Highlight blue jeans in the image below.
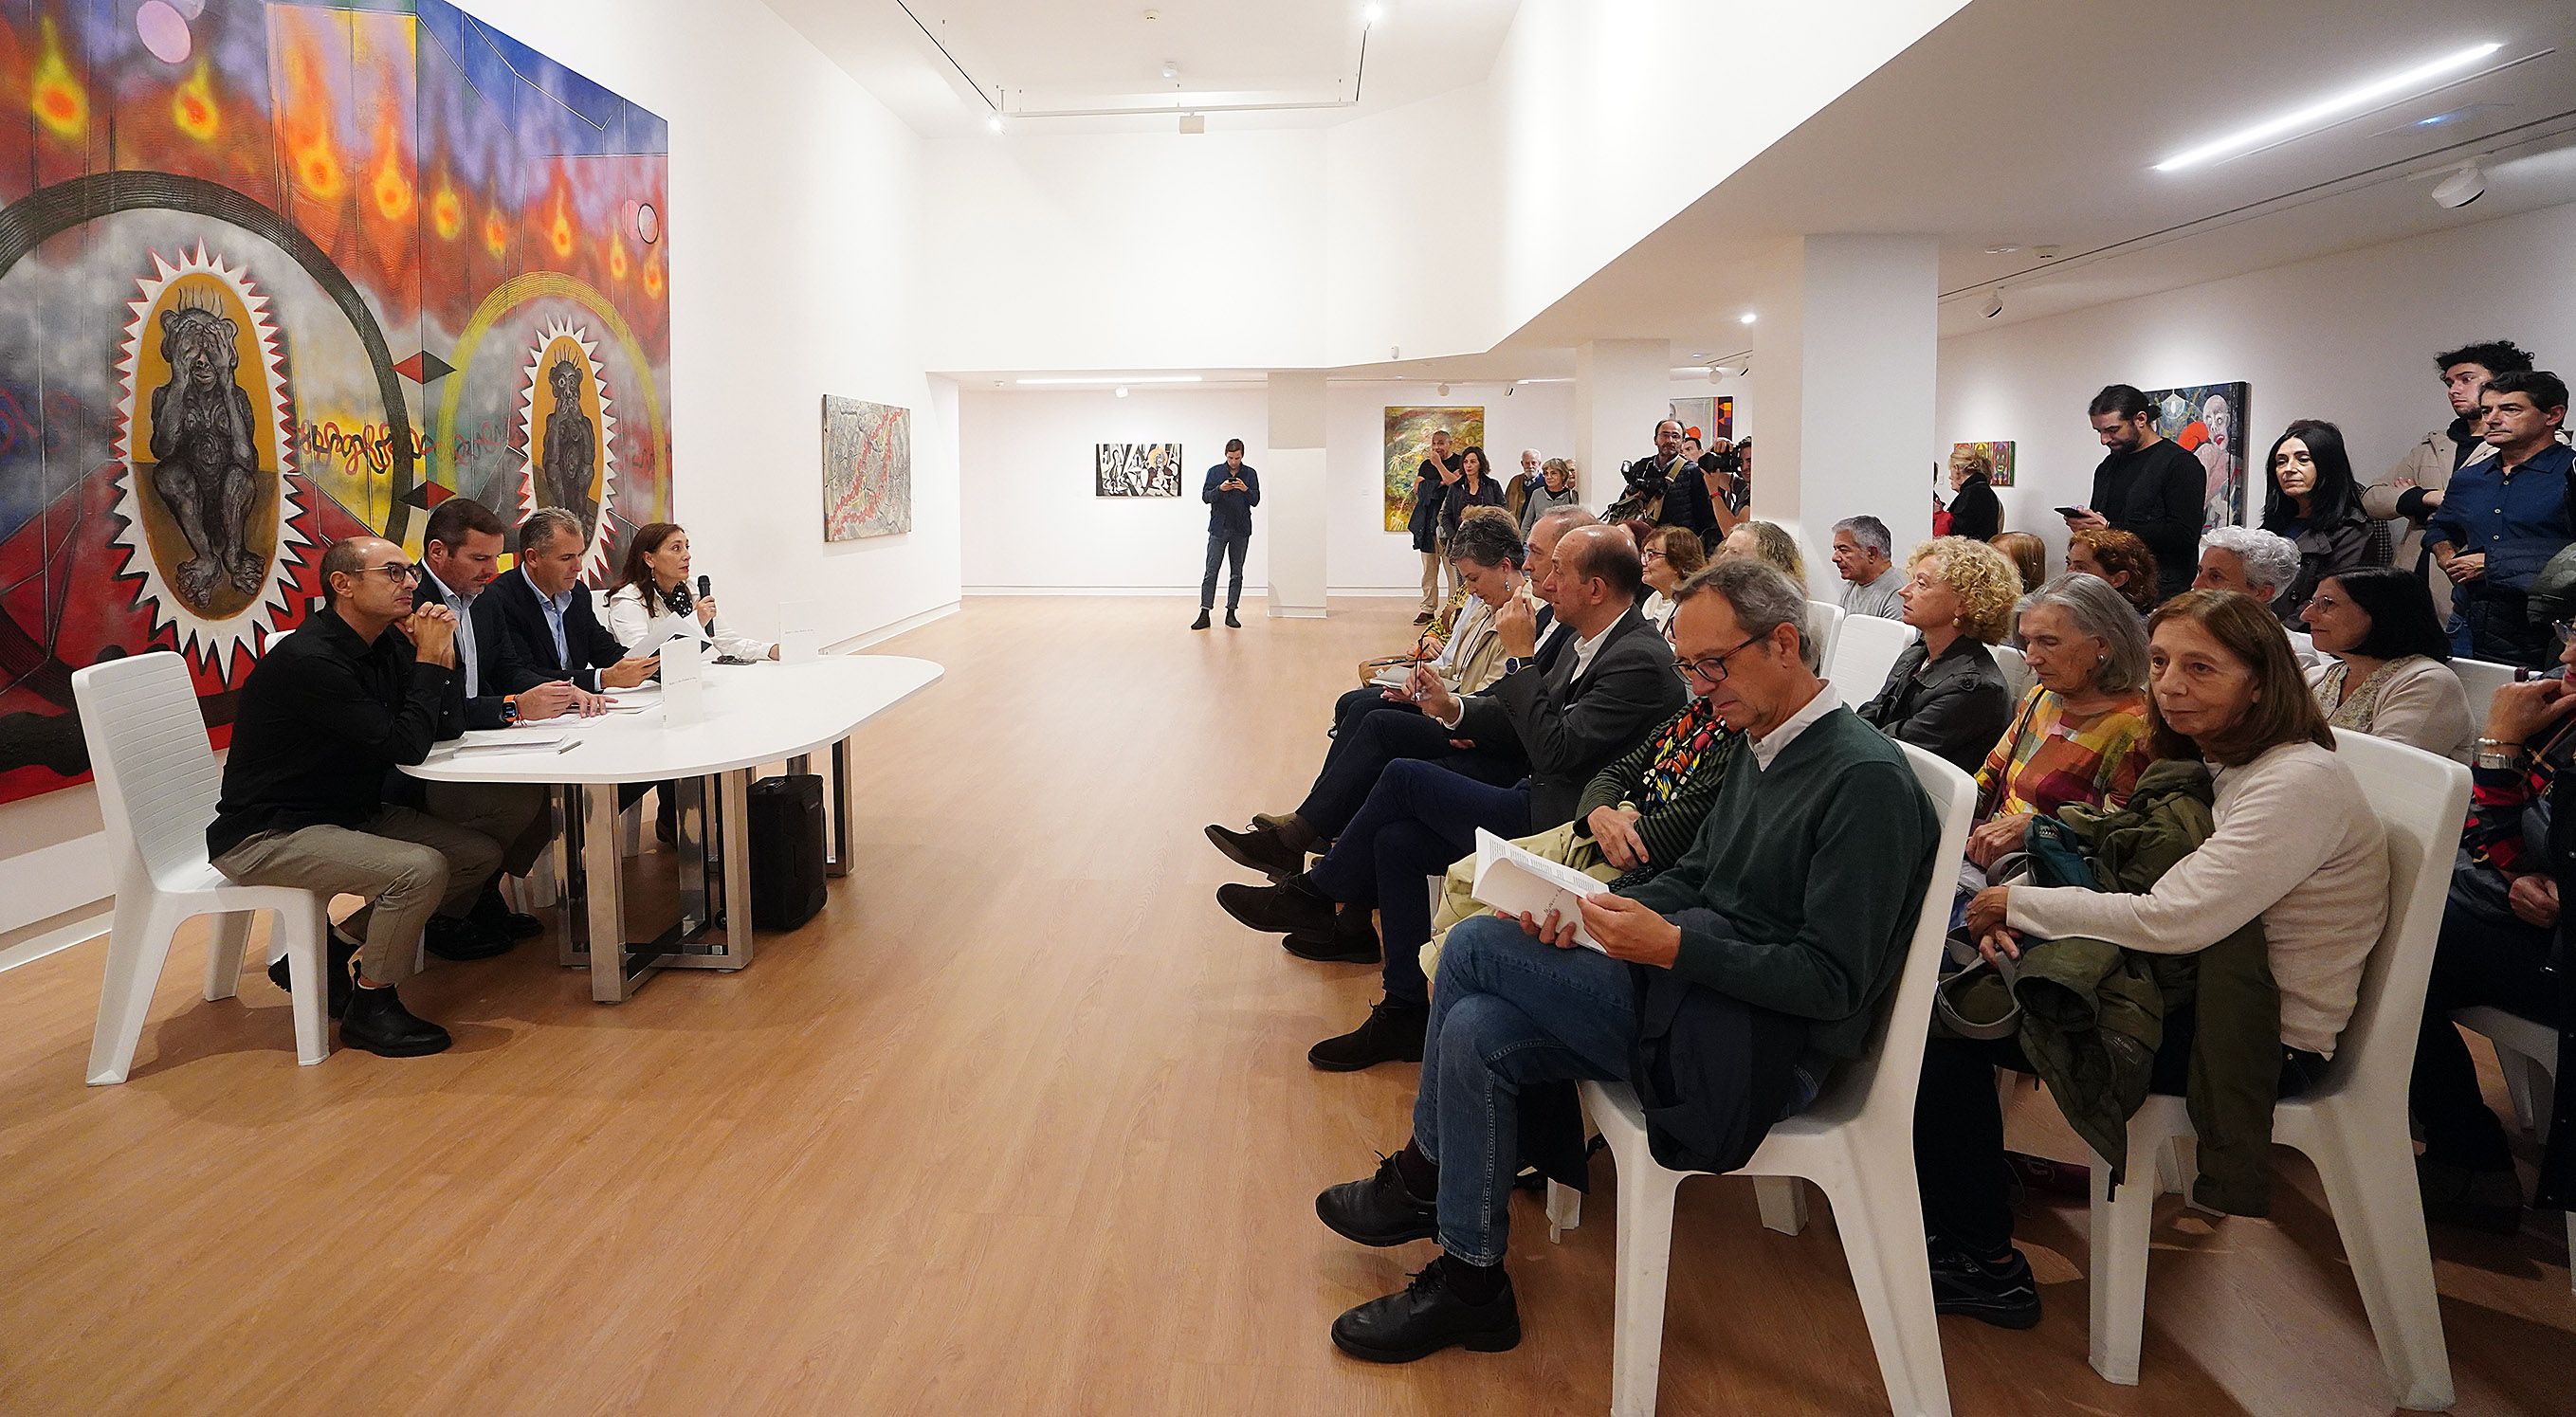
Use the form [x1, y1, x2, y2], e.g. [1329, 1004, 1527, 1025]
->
[1306, 758, 1533, 1005]
[1416, 915, 1638, 1264]
[1200, 528, 1251, 610]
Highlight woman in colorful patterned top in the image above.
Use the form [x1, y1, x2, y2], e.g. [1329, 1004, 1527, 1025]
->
[1964, 573, 2155, 875]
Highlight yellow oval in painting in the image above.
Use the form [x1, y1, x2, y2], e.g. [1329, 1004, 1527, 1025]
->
[124, 271, 288, 623]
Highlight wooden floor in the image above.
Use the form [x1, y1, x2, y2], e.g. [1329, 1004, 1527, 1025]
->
[0, 596, 2567, 1415]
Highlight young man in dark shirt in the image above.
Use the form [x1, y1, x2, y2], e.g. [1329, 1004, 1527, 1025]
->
[2068, 384, 2203, 602]
[1193, 438, 1261, 630]
[207, 536, 504, 1057]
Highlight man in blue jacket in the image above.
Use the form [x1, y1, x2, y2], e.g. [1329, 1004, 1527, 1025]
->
[1194, 438, 1261, 630]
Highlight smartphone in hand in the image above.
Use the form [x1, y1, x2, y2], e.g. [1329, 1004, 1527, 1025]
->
[2055, 506, 2088, 519]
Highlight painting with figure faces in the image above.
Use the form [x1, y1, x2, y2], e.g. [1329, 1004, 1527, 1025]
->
[2144, 383, 2249, 531]
[0, 0, 673, 807]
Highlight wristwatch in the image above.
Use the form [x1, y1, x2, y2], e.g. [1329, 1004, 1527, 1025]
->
[500, 694, 521, 727]
[1503, 656, 1527, 676]
[2474, 736, 2529, 771]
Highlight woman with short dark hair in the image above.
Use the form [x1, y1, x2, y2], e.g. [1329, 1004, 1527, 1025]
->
[2300, 565, 2472, 760]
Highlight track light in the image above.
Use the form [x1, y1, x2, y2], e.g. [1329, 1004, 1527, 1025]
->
[2432, 160, 2486, 209]
[1981, 290, 2005, 319]
[1436, 383, 1450, 397]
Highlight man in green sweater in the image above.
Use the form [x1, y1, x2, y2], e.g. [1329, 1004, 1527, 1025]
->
[1311, 557, 1941, 1365]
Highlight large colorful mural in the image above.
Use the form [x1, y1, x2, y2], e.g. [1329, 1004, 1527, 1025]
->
[0, 0, 672, 806]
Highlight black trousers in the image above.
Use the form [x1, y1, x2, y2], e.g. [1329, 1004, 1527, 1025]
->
[1298, 693, 1526, 839]
[1200, 528, 1251, 610]
[2412, 900, 2563, 1170]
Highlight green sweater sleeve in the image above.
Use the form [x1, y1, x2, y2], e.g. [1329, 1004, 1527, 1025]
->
[1669, 758, 1931, 1030]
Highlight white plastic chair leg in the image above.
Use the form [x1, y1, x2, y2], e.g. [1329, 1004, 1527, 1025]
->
[2499, 1053, 2542, 1135]
[1606, 1158, 1685, 1417]
[275, 899, 330, 1068]
[2086, 1141, 2159, 1387]
[1546, 1179, 1582, 1242]
[1822, 1163, 1955, 1417]
[1756, 1176, 1810, 1236]
[2294, 1117, 2455, 1410]
[87, 896, 181, 1086]
[202, 909, 253, 1001]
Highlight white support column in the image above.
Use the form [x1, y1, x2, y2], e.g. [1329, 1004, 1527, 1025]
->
[1574, 339, 1672, 510]
[1264, 372, 1328, 619]
[1747, 234, 1940, 572]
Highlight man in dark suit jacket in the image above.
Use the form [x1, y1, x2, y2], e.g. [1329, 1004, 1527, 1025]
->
[478, 507, 659, 695]
[1217, 524, 1687, 1070]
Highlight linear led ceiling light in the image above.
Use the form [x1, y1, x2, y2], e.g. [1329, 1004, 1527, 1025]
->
[2152, 42, 2502, 172]
[1014, 375, 1204, 386]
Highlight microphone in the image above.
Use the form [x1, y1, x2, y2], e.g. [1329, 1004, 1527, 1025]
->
[696, 574, 716, 632]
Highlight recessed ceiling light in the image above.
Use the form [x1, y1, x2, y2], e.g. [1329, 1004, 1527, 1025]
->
[1363, 4, 1386, 25]
[2153, 41, 2503, 172]
[1115, 387, 1130, 398]
[1983, 245, 2020, 255]
[1015, 374, 1203, 386]
[1737, 312, 1757, 325]
[987, 116, 1004, 134]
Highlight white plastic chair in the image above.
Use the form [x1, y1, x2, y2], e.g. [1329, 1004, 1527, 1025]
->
[2451, 657, 2519, 729]
[1547, 743, 1976, 1416]
[2451, 1005, 2574, 1293]
[1989, 643, 2035, 702]
[2085, 730, 2465, 1408]
[1807, 600, 1847, 676]
[1829, 615, 1918, 711]
[72, 653, 331, 1085]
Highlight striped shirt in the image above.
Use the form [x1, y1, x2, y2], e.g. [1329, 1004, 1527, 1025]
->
[1974, 685, 2154, 824]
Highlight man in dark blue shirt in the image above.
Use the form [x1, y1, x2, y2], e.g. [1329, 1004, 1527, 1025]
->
[1194, 438, 1261, 630]
[2428, 371, 2574, 666]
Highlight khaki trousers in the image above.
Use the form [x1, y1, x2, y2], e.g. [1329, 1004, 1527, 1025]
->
[423, 779, 554, 877]
[1418, 535, 1455, 614]
[212, 807, 501, 986]
[1418, 820, 1621, 987]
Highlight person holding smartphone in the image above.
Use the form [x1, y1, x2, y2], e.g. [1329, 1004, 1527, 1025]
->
[1194, 438, 1261, 630]
[2065, 385, 2203, 603]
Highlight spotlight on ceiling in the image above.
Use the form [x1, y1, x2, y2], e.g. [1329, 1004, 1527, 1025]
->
[1737, 311, 1758, 325]
[1178, 112, 1206, 135]
[1981, 290, 2005, 319]
[2432, 160, 2486, 209]
[1115, 386, 1130, 398]
[1160, 61, 1178, 82]
[1363, 3, 1386, 26]
[987, 116, 1004, 135]
[1707, 366, 1723, 385]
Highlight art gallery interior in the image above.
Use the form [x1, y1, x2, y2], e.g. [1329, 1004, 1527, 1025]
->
[5, 0, 2576, 1411]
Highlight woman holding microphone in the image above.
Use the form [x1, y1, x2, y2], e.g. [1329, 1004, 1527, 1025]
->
[606, 522, 777, 663]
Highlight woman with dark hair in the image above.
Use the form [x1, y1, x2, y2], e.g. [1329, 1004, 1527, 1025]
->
[1636, 524, 1706, 631]
[605, 521, 777, 663]
[2259, 419, 2387, 623]
[1439, 446, 1506, 545]
[2066, 526, 2158, 615]
[2300, 566, 2473, 760]
[1918, 590, 2388, 1329]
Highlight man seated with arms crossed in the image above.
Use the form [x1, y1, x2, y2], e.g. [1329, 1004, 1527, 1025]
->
[1207, 507, 1596, 879]
[209, 537, 506, 1057]
[479, 507, 660, 697]
[1306, 557, 1940, 1362]
[401, 497, 600, 955]
[1218, 524, 1685, 1070]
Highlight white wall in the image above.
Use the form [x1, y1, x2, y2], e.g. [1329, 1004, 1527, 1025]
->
[1936, 202, 2576, 577]
[1, 0, 958, 945]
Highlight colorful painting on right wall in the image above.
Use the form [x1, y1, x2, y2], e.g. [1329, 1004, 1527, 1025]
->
[2144, 382, 2251, 531]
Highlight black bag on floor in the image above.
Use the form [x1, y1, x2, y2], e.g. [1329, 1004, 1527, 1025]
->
[748, 772, 827, 930]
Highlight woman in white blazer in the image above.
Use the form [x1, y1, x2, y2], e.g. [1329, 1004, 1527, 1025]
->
[606, 522, 777, 663]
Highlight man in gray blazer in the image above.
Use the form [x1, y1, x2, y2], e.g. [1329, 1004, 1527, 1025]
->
[1216, 524, 1686, 1070]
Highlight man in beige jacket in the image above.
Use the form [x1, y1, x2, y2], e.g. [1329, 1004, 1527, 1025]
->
[2363, 339, 2555, 619]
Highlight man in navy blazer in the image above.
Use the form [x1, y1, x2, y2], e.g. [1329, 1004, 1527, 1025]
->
[477, 507, 659, 695]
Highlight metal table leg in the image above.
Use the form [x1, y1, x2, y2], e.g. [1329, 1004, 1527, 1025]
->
[579, 782, 634, 1003]
[720, 767, 755, 967]
[829, 736, 853, 879]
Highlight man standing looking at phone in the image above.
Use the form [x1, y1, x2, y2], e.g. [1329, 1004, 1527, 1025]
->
[1195, 438, 1261, 630]
[2065, 384, 2202, 603]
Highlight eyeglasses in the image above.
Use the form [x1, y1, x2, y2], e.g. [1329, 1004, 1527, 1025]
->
[363, 562, 420, 583]
[1641, 550, 1666, 564]
[1670, 632, 1764, 684]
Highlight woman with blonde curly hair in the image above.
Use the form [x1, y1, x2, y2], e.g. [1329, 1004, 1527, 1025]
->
[1717, 518, 1808, 594]
[1854, 536, 2021, 772]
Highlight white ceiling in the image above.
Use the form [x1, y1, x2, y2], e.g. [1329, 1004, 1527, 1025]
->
[766, 0, 1522, 136]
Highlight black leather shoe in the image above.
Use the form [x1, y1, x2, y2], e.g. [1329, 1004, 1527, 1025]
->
[1310, 999, 1429, 1072]
[1224, 609, 1242, 628]
[1205, 823, 1305, 881]
[1318, 1154, 1439, 1246]
[425, 913, 514, 962]
[1191, 609, 1212, 630]
[1330, 1261, 1520, 1364]
[470, 882, 543, 940]
[1217, 878, 1337, 936]
[1286, 907, 1380, 964]
[268, 929, 359, 1019]
[338, 982, 453, 1058]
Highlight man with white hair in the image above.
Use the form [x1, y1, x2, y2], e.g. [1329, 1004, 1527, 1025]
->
[2192, 524, 2301, 608]
[1830, 516, 1904, 619]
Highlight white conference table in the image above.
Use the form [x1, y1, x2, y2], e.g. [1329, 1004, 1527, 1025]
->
[403, 654, 942, 1002]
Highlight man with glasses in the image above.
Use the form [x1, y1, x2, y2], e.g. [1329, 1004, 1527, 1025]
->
[1217, 524, 1683, 1071]
[1307, 556, 1940, 1363]
[207, 536, 506, 1058]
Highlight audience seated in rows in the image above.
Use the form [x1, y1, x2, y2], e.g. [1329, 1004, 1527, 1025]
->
[1308, 557, 1939, 1364]
[2427, 370, 2574, 668]
[1720, 518, 1807, 595]
[1214, 524, 1685, 1070]
[1854, 536, 2019, 774]
[2258, 418, 2388, 625]
[1989, 531, 2047, 599]
[2192, 524, 2300, 611]
[1353, 509, 1528, 699]
[2067, 525, 2159, 616]
[1963, 574, 2154, 886]
[1830, 515, 1905, 620]
[1637, 524, 1705, 633]
[2300, 566, 2474, 762]
[1921, 590, 2389, 1329]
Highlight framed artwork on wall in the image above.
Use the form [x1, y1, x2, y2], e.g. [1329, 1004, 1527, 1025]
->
[1950, 441, 2015, 488]
[1381, 407, 1486, 532]
[1096, 443, 1182, 497]
[821, 397, 912, 541]
[1669, 396, 1735, 444]
[2144, 383, 2251, 530]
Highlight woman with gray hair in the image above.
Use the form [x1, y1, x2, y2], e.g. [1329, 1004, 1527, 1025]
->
[1962, 573, 2156, 872]
[2191, 524, 2301, 613]
[1519, 457, 1580, 537]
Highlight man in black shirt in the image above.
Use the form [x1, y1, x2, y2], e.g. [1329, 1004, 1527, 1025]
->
[207, 536, 504, 1057]
[1409, 429, 1463, 624]
[2069, 384, 2202, 602]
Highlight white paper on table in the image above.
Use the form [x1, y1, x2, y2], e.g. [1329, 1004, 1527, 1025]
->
[1468, 828, 1610, 952]
[779, 600, 822, 663]
[597, 699, 654, 714]
[660, 638, 706, 725]
[449, 731, 570, 754]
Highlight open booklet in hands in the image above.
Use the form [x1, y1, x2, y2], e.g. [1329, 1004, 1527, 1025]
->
[1468, 828, 1609, 953]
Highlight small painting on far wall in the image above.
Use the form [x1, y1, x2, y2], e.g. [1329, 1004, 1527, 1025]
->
[821, 396, 912, 541]
[2144, 382, 2251, 531]
[1096, 443, 1184, 498]
[1382, 407, 1487, 532]
[1951, 441, 2016, 488]
[1669, 396, 1735, 445]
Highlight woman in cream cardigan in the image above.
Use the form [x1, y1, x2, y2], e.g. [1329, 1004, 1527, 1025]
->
[606, 522, 777, 663]
[2299, 565, 2474, 762]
